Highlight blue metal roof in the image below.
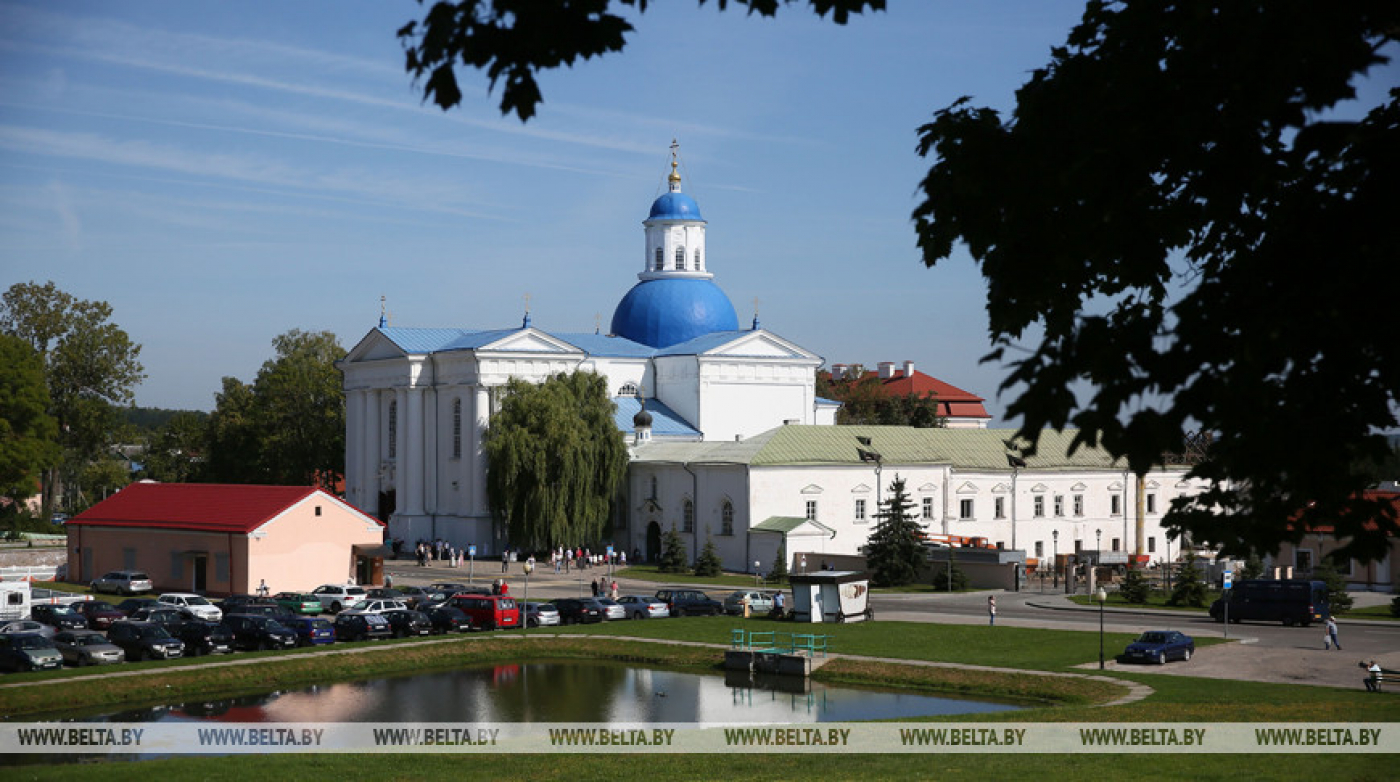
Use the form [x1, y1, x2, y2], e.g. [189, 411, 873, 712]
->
[647, 191, 704, 222]
[551, 332, 656, 358]
[610, 278, 738, 349]
[612, 396, 701, 438]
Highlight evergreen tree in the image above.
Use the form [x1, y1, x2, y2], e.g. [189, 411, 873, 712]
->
[768, 541, 789, 584]
[1119, 567, 1151, 604]
[1312, 559, 1354, 615]
[693, 531, 723, 577]
[930, 558, 968, 592]
[1167, 550, 1208, 608]
[657, 523, 688, 574]
[1239, 554, 1265, 581]
[864, 475, 926, 587]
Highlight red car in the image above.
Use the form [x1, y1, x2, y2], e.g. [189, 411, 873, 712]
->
[73, 600, 126, 630]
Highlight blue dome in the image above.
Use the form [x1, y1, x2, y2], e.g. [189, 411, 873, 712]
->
[648, 191, 704, 221]
[611, 278, 738, 349]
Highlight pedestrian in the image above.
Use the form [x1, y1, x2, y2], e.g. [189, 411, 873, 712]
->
[257, 579, 269, 597]
[773, 590, 785, 619]
[610, 579, 618, 600]
[590, 578, 599, 598]
[742, 592, 751, 619]
[1363, 660, 1382, 692]
[565, 547, 572, 572]
[1325, 616, 1341, 650]
[526, 554, 536, 574]
[988, 595, 997, 626]
[619, 551, 627, 568]
[501, 548, 510, 573]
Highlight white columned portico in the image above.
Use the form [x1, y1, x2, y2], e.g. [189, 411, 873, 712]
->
[472, 385, 490, 518]
[393, 387, 407, 520]
[405, 386, 425, 517]
[362, 389, 380, 515]
[423, 387, 437, 516]
[344, 388, 364, 508]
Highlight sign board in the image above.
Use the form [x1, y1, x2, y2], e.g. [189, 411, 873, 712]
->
[1222, 570, 1233, 590]
[468, 545, 477, 558]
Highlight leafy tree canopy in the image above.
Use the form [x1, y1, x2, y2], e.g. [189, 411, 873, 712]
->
[484, 371, 629, 551]
[0, 334, 60, 502]
[397, 2, 1400, 562]
[816, 366, 943, 427]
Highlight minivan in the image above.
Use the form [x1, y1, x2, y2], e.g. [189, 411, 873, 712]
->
[1209, 579, 1329, 626]
[447, 594, 519, 630]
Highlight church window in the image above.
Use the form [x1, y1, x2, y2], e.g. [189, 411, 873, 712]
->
[1073, 494, 1084, 516]
[654, 248, 663, 270]
[452, 399, 462, 458]
[721, 500, 734, 536]
[1034, 496, 1045, 517]
[675, 247, 685, 269]
[805, 500, 818, 521]
[1111, 494, 1122, 516]
[649, 475, 657, 500]
[682, 499, 694, 533]
[922, 497, 933, 519]
[388, 400, 397, 459]
[959, 499, 974, 519]
[994, 497, 1005, 519]
[618, 382, 638, 397]
[854, 498, 867, 522]
[1146, 493, 1158, 514]
[693, 248, 701, 270]
[1053, 495, 1064, 517]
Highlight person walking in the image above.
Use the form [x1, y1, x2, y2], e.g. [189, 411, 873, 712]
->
[1325, 616, 1341, 650]
[773, 590, 786, 619]
[610, 579, 619, 600]
[988, 595, 997, 626]
[501, 548, 510, 573]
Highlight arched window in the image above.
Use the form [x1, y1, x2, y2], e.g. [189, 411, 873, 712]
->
[452, 399, 462, 458]
[618, 382, 638, 397]
[682, 499, 694, 533]
[649, 475, 658, 500]
[387, 400, 397, 459]
[654, 247, 664, 270]
[693, 248, 702, 270]
[721, 500, 734, 536]
[675, 247, 685, 269]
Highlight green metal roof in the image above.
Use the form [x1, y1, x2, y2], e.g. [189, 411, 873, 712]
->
[751, 516, 835, 536]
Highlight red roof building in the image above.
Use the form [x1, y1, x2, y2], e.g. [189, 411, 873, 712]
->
[66, 482, 386, 596]
[826, 360, 992, 428]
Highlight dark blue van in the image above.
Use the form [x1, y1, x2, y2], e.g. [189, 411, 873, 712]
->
[1209, 579, 1329, 626]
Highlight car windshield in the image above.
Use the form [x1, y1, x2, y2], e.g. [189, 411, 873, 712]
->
[346, 587, 366, 596]
[310, 619, 332, 630]
[185, 597, 211, 606]
[16, 636, 53, 649]
[76, 635, 107, 647]
[1138, 633, 1167, 644]
[88, 602, 116, 611]
[138, 626, 171, 639]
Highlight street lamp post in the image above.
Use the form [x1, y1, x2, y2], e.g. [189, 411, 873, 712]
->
[1095, 586, 1107, 669]
[1052, 530, 1059, 589]
[800, 555, 807, 575]
[754, 560, 762, 588]
[1094, 529, 1102, 594]
[522, 559, 534, 634]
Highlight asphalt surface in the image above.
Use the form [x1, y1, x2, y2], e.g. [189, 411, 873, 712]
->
[386, 559, 1400, 691]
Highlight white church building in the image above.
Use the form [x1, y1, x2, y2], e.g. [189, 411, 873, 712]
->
[339, 150, 1198, 570]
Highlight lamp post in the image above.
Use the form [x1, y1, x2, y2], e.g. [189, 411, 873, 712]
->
[1095, 586, 1107, 669]
[800, 555, 807, 575]
[1052, 530, 1059, 588]
[754, 560, 762, 588]
[522, 559, 534, 634]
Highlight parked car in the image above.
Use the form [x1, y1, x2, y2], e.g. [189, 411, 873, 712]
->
[52, 629, 125, 666]
[446, 594, 520, 630]
[723, 590, 776, 616]
[1119, 630, 1195, 665]
[616, 595, 670, 620]
[175, 621, 234, 656]
[655, 589, 723, 617]
[424, 606, 471, 634]
[595, 598, 627, 621]
[522, 602, 560, 628]
[29, 604, 88, 632]
[332, 612, 392, 642]
[157, 593, 222, 622]
[285, 616, 336, 647]
[0, 632, 63, 672]
[127, 606, 191, 633]
[218, 594, 278, 614]
[0, 620, 55, 638]
[382, 609, 433, 638]
[551, 598, 605, 625]
[344, 598, 409, 615]
[73, 600, 126, 630]
[272, 592, 324, 616]
[223, 614, 297, 651]
[365, 588, 407, 601]
[107, 620, 185, 662]
[399, 586, 449, 609]
[114, 597, 160, 616]
[311, 584, 368, 613]
[90, 570, 153, 595]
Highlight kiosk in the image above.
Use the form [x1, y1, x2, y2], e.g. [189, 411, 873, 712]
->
[788, 571, 872, 623]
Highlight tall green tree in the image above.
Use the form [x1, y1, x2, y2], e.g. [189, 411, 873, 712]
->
[396, 1, 1400, 560]
[484, 371, 628, 551]
[251, 329, 345, 488]
[142, 411, 210, 483]
[865, 475, 925, 587]
[1167, 551, 1208, 608]
[0, 334, 60, 507]
[658, 523, 688, 573]
[204, 377, 264, 484]
[0, 281, 144, 514]
[816, 367, 943, 428]
[694, 531, 723, 577]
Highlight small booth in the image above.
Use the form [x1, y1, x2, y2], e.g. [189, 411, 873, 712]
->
[788, 571, 872, 623]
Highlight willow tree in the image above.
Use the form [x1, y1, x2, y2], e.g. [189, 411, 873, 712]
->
[484, 371, 628, 551]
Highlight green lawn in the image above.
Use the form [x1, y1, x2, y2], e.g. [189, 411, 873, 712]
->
[1344, 603, 1399, 621]
[616, 565, 782, 589]
[1067, 590, 1222, 612]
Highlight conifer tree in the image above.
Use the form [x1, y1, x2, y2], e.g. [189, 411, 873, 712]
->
[865, 475, 925, 587]
[658, 523, 688, 574]
[694, 530, 723, 577]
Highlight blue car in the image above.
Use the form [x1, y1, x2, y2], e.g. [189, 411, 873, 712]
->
[1120, 630, 1195, 665]
[286, 616, 336, 647]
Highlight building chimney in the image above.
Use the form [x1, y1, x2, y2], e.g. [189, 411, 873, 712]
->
[878, 361, 896, 380]
[903, 360, 915, 377]
[831, 364, 846, 381]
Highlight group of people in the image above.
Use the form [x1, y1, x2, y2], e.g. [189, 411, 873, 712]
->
[412, 539, 471, 568]
[589, 578, 619, 600]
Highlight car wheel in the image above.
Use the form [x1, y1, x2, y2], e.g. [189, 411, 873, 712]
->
[1282, 617, 1294, 627]
[331, 602, 342, 614]
[1183, 649, 1192, 662]
[1156, 651, 1167, 665]
[258, 639, 271, 651]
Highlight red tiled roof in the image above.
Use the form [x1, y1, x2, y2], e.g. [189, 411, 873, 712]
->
[67, 482, 355, 534]
[1290, 491, 1400, 536]
[824, 368, 992, 420]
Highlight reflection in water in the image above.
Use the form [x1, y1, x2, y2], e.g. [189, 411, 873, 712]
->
[92, 661, 1020, 724]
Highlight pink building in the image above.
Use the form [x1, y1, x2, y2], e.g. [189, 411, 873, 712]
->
[66, 482, 387, 596]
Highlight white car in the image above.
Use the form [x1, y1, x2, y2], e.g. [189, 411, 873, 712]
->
[157, 593, 222, 622]
[342, 598, 408, 615]
[311, 584, 368, 613]
[616, 595, 670, 620]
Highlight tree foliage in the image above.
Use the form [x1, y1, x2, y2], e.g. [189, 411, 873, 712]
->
[204, 377, 264, 484]
[1167, 551, 1208, 608]
[694, 531, 723, 577]
[251, 330, 345, 487]
[0, 281, 144, 513]
[0, 335, 60, 503]
[141, 411, 210, 484]
[1312, 559, 1354, 616]
[1118, 567, 1151, 604]
[658, 523, 688, 573]
[865, 474, 925, 587]
[484, 371, 628, 551]
[815, 367, 943, 427]
[396, 2, 1400, 562]
[768, 540, 789, 584]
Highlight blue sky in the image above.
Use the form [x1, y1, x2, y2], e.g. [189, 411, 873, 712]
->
[3, 2, 1393, 424]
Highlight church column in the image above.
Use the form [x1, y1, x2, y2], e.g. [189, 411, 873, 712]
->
[344, 389, 363, 507]
[423, 387, 437, 515]
[472, 385, 490, 517]
[405, 386, 425, 517]
[393, 387, 408, 517]
[362, 390, 380, 514]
